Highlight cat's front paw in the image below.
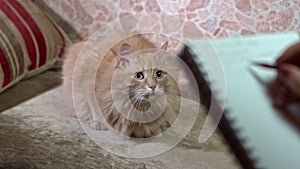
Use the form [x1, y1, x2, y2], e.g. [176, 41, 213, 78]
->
[151, 132, 163, 139]
[146, 128, 163, 139]
[89, 120, 108, 130]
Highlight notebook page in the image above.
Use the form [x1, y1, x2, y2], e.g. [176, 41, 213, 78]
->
[187, 32, 300, 169]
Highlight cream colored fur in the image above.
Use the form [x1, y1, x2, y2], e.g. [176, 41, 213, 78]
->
[63, 32, 185, 137]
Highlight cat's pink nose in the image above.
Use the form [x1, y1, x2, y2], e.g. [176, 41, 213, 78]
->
[148, 84, 156, 90]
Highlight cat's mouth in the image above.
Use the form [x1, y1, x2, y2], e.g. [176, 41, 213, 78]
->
[142, 93, 153, 100]
[148, 90, 155, 94]
[128, 90, 160, 102]
[138, 91, 157, 102]
[145, 90, 156, 97]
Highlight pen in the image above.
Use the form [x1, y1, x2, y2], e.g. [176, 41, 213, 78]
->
[252, 62, 279, 70]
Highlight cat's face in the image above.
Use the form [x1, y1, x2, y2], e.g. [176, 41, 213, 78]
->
[129, 67, 168, 101]
[115, 42, 180, 103]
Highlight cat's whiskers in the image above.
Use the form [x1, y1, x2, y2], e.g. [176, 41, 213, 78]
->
[125, 93, 144, 121]
[166, 93, 179, 100]
[116, 92, 141, 124]
[137, 94, 145, 108]
[135, 95, 145, 125]
[160, 91, 181, 105]
[128, 94, 143, 121]
[123, 93, 148, 124]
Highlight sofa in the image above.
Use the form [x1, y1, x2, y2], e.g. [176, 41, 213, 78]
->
[0, 1, 240, 168]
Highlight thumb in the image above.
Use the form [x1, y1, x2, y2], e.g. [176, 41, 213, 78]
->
[279, 64, 300, 98]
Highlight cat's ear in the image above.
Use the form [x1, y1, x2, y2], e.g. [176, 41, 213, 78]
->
[160, 41, 168, 51]
[117, 43, 132, 68]
[156, 41, 168, 65]
[119, 43, 132, 58]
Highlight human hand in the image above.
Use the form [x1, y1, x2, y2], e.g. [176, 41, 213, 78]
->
[277, 42, 300, 66]
[273, 42, 300, 107]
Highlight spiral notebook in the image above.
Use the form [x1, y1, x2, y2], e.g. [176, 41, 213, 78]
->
[180, 32, 300, 169]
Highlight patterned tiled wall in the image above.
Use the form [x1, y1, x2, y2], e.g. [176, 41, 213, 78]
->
[42, 0, 300, 48]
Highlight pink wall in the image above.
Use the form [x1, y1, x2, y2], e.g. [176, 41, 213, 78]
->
[43, 0, 300, 48]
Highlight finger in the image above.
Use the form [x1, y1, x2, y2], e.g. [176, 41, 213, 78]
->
[270, 79, 287, 107]
[279, 64, 300, 98]
[273, 93, 285, 107]
[277, 42, 300, 65]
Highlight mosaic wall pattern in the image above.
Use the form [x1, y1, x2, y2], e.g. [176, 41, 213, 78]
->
[42, 0, 300, 49]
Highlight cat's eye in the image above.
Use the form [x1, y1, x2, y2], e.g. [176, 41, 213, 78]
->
[156, 70, 164, 79]
[134, 71, 144, 80]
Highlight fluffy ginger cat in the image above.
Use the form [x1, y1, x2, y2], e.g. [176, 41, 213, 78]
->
[63, 33, 184, 138]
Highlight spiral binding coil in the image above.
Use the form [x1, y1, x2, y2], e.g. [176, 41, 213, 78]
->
[179, 46, 258, 169]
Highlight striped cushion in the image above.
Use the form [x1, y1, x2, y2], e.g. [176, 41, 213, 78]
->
[0, 0, 71, 93]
